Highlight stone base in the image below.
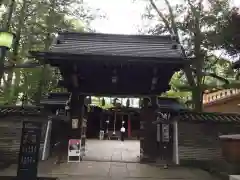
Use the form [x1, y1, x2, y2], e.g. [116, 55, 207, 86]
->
[230, 175, 240, 180]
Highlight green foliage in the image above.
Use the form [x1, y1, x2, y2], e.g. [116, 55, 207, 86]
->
[217, 9, 240, 56]
[91, 97, 114, 109]
[0, 0, 101, 105]
[142, 0, 239, 110]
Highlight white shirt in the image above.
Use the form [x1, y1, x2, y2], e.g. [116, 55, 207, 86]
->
[120, 127, 125, 133]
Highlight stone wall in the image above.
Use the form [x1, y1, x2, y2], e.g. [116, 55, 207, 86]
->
[178, 121, 240, 163]
[0, 116, 47, 165]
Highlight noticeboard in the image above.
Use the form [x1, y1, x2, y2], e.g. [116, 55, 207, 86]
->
[68, 139, 81, 162]
[17, 121, 42, 180]
[72, 119, 78, 129]
[162, 124, 170, 142]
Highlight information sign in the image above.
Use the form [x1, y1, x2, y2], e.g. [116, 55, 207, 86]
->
[68, 139, 81, 162]
[17, 121, 42, 180]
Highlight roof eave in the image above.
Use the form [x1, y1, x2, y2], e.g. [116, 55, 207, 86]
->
[29, 51, 189, 67]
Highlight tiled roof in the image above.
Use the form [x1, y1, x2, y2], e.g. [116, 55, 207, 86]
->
[29, 32, 187, 96]
[1, 105, 239, 124]
[29, 32, 185, 63]
[47, 92, 70, 98]
[48, 32, 183, 59]
[40, 92, 70, 106]
[178, 111, 240, 124]
[40, 99, 67, 106]
[105, 107, 140, 114]
[0, 106, 44, 117]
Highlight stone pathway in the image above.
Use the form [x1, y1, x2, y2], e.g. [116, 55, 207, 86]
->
[84, 140, 140, 162]
[0, 140, 220, 179]
[0, 161, 219, 180]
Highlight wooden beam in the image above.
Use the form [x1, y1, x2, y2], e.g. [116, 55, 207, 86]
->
[71, 74, 79, 88]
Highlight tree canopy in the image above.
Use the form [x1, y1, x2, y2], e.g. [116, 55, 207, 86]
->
[139, 0, 240, 110]
[0, 0, 102, 105]
[218, 8, 240, 57]
[1, 0, 239, 111]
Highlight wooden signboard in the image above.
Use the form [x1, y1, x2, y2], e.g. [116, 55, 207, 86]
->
[17, 121, 42, 180]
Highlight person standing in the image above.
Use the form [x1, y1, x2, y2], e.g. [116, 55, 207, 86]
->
[120, 126, 126, 141]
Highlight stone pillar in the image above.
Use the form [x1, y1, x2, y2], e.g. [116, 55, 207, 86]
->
[69, 92, 86, 159]
[173, 120, 179, 165]
[128, 114, 131, 138]
[81, 104, 87, 156]
[113, 111, 116, 135]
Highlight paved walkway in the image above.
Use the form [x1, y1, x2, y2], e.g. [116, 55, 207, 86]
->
[0, 140, 220, 179]
[84, 140, 140, 162]
[0, 161, 219, 180]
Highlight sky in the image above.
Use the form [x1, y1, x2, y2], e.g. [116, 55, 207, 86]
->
[86, 0, 240, 34]
[86, 0, 146, 34]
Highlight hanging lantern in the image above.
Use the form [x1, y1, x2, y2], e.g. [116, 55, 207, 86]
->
[65, 100, 70, 110]
[112, 69, 118, 83]
[0, 31, 15, 49]
[126, 98, 130, 107]
[112, 76, 117, 83]
[85, 96, 92, 104]
[101, 98, 105, 106]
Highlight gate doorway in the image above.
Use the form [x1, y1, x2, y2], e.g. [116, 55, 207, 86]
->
[84, 140, 140, 163]
[85, 106, 141, 163]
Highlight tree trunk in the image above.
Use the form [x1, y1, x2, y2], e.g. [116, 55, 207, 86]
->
[150, 0, 203, 111]
[190, 0, 204, 111]
[192, 86, 202, 111]
[1, 0, 15, 103]
[35, 0, 56, 104]
[12, 0, 27, 62]
[5, 0, 15, 30]
[161, 0, 197, 90]
[6, 0, 28, 104]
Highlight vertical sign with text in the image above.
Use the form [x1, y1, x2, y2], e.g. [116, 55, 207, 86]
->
[162, 124, 170, 142]
[17, 121, 42, 180]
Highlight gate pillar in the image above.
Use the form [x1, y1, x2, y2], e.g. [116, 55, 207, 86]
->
[69, 92, 85, 138]
[139, 97, 158, 162]
[69, 92, 86, 159]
